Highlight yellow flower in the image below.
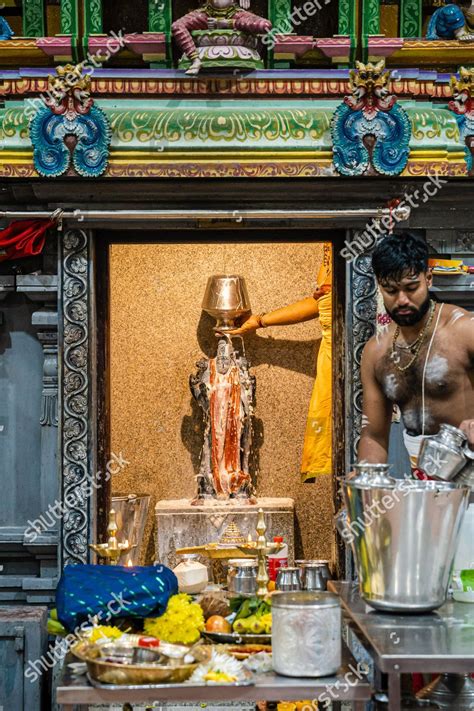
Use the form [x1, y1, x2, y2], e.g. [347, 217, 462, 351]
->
[144, 594, 204, 645]
[89, 626, 122, 643]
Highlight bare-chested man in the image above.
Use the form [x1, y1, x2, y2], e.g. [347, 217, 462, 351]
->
[359, 233, 474, 472]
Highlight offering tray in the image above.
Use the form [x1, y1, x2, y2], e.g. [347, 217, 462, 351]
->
[202, 630, 271, 645]
[72, 640, 212, 685]
[86, 669, 255, 689]
[175, 543, 257, 560]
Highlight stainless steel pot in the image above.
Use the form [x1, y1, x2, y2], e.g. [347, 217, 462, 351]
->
[343, 478, 469, 612]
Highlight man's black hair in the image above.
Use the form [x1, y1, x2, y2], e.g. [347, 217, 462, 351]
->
[371, 233, 429, 285]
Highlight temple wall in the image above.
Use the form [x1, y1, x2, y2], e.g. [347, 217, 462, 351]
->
[109, 241, 334, 563]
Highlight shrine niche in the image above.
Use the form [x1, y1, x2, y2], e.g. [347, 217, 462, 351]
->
[107, 240, 335, 565]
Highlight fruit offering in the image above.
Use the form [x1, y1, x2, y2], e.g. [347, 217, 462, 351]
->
[229, 596, 272, 635]
[205, 615, 232, 633]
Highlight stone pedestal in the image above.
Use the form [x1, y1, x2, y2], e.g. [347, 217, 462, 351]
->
[155, 497, 295, 572]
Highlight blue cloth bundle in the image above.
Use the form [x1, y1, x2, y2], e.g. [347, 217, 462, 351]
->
[56, 564, 178, 632]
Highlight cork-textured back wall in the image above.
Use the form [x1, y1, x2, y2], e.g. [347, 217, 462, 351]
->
[109, 240, 334, 562]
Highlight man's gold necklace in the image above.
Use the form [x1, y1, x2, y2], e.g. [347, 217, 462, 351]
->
[391, 300, 436, 372]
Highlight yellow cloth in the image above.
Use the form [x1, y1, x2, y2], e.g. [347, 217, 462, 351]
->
[300, 292, 332, 481]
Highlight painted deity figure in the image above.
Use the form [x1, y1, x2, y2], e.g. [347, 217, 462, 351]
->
[0, 15, 14, 40]
[190, 338, 256, 501]
[427, 0, 474, 39]
[171, 0, 272, 75]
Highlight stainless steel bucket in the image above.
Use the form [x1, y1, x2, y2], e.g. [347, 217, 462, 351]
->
[343, 479, 469, 612]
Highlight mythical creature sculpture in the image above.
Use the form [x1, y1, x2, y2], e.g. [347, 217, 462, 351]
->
[172, 0, 271, 75]
[190, 338, 256, 502]
[29, 65, 111, 178]
[0, 15, 14, 40]
[331, 60, 411, 177]
[427, 0, 474, 39]
[449, 66, 474, 171]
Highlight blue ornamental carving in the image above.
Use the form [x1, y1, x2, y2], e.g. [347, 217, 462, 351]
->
[0, 15, 14, 40]
[331, 61, 411, 177]
[29, 65, 111, 178]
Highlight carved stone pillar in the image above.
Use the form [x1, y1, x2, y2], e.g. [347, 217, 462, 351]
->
[59, 229, 96, 567]
[17, 277, 60, 522]
[345, 244, 377, 465]
[37, 329, 58, 428]
[345, 241, 377, 579]
[35, 319, 59, 517]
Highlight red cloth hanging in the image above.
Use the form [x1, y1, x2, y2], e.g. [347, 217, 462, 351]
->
[0, 219, 54, 263]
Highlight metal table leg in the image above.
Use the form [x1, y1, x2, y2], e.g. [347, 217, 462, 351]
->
[388, 673, 402, 711]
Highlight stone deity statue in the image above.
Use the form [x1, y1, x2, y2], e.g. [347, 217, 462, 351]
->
[190, 338, 256, 501]
[171, 0, 272, 75]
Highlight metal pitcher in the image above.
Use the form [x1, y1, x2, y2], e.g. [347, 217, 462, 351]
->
[418, 424, 474, 481]
[276, 567, 302, 592]
[351, 462, 395, 487]
[343, 478, 469, 612]
[227, 559, 257, 596]
[298, 562, 330, 592]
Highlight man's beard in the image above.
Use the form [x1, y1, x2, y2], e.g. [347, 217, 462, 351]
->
[386, 294, 431, 326]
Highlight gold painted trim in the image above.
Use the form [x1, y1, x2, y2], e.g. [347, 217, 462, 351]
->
[408, 150, 466, 161]
[109, 150, 334, 159]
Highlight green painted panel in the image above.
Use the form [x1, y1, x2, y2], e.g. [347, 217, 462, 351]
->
[61, 0, 79, 35]
[149, 0, 169, 32]
[268, 0, 292, 67]
[405, 105, 461, 147]
[60, 0, 80, 62]
[84, 0, 103, 35]
[2, 98, 464, 159]
[339, 0, 356, 36]
[149, 0, 172, 65]
[400, 0, 421, 37]
[103, 102, 334, 150]
[362, 0, 379, 37]
[23, 0, 45, 37]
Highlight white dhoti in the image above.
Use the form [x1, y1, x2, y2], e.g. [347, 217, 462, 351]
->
[402, 429, 429, 474]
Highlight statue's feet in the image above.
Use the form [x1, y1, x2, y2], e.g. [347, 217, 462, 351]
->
[459, 32, 474, 41]
[185, 57, 202, 75]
